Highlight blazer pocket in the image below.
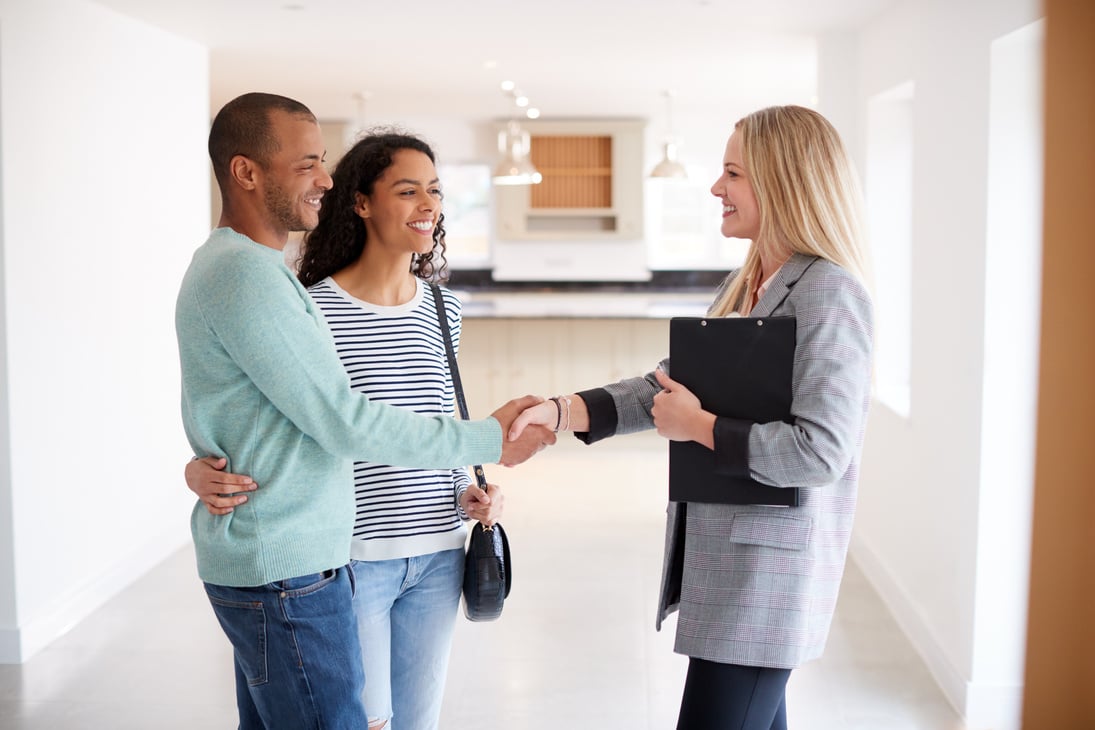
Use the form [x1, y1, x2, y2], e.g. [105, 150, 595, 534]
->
[729, 513, 813, 551]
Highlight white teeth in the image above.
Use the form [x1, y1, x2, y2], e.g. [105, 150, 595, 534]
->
[723, 204, 737, 214]
[409, 221, 434, 231]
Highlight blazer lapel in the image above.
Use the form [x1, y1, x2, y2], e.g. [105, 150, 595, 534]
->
[750, 253, 816, 317]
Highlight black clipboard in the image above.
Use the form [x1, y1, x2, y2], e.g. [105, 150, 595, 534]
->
[668, 316, 799, 507]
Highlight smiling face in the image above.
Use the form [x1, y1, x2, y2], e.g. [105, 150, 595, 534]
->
[259, 111, 332, 235]
[356, 149, 442, 257]
[710, 130, 760, 242]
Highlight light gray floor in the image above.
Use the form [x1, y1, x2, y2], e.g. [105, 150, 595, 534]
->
[0, 432, 967, 729]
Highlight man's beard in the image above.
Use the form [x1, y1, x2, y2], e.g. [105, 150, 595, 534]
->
[265, 180, 314, 232]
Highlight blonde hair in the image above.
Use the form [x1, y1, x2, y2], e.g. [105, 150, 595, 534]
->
[709, 105, 871, 317]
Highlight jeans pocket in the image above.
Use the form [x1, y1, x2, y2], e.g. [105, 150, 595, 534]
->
[205, 593, 268, 687]
[271, 568, 339, 598]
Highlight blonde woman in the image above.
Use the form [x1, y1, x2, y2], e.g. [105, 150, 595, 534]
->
[511, 105, 874, 729]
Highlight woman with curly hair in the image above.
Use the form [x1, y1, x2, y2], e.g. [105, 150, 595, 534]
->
[188, 130, 502, 730]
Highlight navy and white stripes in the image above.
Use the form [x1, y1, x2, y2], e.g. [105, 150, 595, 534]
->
[309, 276, 471, 561]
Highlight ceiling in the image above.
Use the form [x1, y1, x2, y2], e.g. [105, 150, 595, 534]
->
[91, 0, 896, 127]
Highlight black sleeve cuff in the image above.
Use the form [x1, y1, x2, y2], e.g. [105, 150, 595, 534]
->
[573, 388, 618, 445]
[713, 416, 752, 478]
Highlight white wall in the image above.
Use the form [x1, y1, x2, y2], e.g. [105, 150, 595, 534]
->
[847, 1, 1043, 728]
[0, 0, 209, 662]
[0, 60, 12, 651]
[971, 18, 1043, 725]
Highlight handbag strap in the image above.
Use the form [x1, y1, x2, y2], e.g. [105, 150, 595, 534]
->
[429, 283, 491, 494]
[430, 282, 471, 421]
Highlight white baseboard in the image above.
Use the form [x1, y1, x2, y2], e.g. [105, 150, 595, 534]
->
[0, 532, 190, 664]
[965, 681, 1023, 730]
[849, 535, 1022, 730]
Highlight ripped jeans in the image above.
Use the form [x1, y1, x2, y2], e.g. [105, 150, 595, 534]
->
[352, 548, 464, 730]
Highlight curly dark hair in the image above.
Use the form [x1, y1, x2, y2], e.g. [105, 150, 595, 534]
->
[297, 128, 449, 288]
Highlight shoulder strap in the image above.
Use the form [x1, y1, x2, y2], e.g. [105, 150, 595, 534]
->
[429, 282, 470, 421]
[429, 283, 490, 493]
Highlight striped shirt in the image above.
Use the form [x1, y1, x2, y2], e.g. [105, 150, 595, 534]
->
[309, 276, 471, 562]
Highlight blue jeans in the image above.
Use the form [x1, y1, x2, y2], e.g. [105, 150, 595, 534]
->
[203, 566, 366, 730]
[352, 548, 464, 730]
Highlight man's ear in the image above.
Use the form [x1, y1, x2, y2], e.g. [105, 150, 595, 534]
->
[354, 191, 370, 219]
[229, 155, 260, 192]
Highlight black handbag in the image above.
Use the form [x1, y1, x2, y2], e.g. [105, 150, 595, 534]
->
[429, 284, 512, 622]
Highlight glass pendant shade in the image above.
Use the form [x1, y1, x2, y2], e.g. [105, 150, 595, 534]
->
[492, 120, 542, 186]
[650, 141, 687, 179]
[649, 90, 687, 179]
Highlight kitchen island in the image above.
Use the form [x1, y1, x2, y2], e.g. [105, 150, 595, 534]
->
[447, 270, 724, 412]
[453, 289, 710, 319]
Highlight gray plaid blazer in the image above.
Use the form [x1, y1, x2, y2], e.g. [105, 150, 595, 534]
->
[592, 254, 873, 668]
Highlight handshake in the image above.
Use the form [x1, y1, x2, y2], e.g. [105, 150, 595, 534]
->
[494, 369, 698, 467]
[492, 394, 575, 467]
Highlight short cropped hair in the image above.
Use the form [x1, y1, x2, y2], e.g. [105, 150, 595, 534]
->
[208, 92, 316, 189]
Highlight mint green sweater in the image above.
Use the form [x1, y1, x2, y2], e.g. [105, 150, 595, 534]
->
[175, 228, 502, 586]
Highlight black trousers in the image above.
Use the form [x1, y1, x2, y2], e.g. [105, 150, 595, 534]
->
[676, 658, 792, 730]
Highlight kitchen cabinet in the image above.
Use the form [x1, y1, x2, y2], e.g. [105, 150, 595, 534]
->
[493, 119, 645, 241]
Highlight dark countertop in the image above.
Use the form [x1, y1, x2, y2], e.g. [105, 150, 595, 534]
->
[446, 269, 728, 294]
[444, 270, 724, 319]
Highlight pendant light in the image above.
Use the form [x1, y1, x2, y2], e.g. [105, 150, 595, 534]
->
[649, 90, 687, 179]
[492, 82, 543, 186]
[352, 91, 370, 134]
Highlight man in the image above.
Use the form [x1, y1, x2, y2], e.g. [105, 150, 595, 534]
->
[176, 92, 552, 729]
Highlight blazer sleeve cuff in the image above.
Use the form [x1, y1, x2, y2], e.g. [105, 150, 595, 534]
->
[713, 416, 752, 478]
[574, 388, 617, 445]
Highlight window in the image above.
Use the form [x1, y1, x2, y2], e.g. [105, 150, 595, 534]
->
[866, 81, 914, 416]
[437, 163, 492, 268]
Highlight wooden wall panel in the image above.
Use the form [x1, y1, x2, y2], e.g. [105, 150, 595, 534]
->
[529, 135, 613, 208]
[1022, 0, 1095, 726]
